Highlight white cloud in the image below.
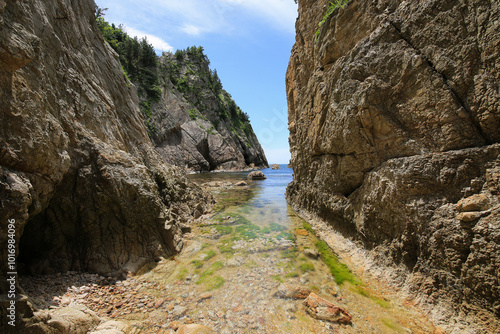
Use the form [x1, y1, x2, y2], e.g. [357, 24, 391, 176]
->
[96, 0, 298, 41]
[123, 26, 175, 52]
[152, 0, 297, 36]
[220, 0, 298, 33]
[181, 24, 202, 36]
[153, 0, 230, 34]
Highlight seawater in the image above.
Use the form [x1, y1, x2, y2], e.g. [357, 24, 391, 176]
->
[188, 164, 294, 229]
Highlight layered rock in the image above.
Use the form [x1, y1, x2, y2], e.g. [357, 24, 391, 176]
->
[287, 0, 499, 330]
[150, 49, 268, 171]
[0, 0, 212, 329]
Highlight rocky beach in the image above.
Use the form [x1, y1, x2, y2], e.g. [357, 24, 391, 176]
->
[18, 170, 439, 333]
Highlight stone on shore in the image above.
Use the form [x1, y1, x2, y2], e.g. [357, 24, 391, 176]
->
[304, 249, 320, 259]
[44, 305, 101, 333]
[303, 293, 352, 324]
[273, 283, 311, 300]
[90, 320, 131, 334]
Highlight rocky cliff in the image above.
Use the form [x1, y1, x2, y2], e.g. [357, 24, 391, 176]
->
[96, 20, 268, 172]
[0, 0, 212, 328]
[287, 0, 499, 331]
[151, 48, 268, 171]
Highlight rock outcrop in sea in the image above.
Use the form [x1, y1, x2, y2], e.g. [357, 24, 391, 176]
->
[286, 0, 500, 331]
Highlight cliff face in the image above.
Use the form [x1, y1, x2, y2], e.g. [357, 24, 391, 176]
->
[287, 0, 499, 330]
[150, 49, 268, 171]
[0, 0, 212, 293]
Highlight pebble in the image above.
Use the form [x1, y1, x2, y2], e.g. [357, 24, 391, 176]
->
[173, 305, 188, 317]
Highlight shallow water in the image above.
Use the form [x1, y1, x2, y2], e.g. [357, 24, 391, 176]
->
[190, 165, 294, 226]
[20, 166, 438, 333]
[149, 165, 437, 333]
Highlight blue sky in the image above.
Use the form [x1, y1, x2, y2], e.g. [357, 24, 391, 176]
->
[95, 0, 298, 164]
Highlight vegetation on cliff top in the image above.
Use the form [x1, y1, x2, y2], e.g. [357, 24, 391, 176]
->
[96, 15, 253, 141]
[97, 17, 160, 133]
[161, 46, 253, 139]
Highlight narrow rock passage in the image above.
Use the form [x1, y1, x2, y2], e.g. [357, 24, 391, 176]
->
[21, 167, 439, 333]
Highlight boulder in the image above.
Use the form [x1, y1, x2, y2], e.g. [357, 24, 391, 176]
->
[247, 171, 267, 180]
[27, 305, 101, 334]
[89, 320, 131, 334]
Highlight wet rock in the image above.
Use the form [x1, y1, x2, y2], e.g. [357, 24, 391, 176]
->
[303, 293, 351, 324]
[273, 283, 311, 300]
[177, 324, 215, 334]
[304, 249, 319, 259]
[248, 171, 267, 180]
[235, 181, 248, 187]
[272, 164, 281, 170]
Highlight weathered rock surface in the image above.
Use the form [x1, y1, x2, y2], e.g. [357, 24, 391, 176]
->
[20, 305, 100, 334]
[89, 320, 130, 334]
[303, 293, 351, 324]
[151, 50, 268, 172]
[287, 0, 500, 331]
[0, 0, 212, 330]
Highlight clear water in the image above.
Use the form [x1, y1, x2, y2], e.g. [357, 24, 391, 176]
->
[180, 165, 436, 333]
[189, 164, 294, 228]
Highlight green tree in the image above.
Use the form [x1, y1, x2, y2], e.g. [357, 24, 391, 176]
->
[96, 16, 161, 134]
